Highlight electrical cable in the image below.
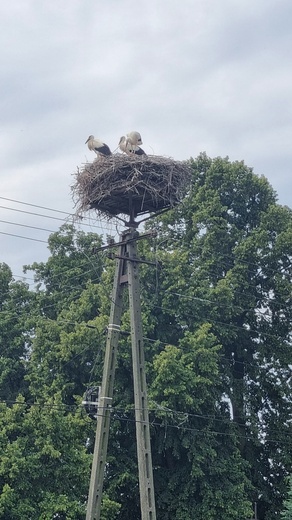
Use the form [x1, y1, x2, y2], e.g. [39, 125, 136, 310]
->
[0, 204, 67, 223]
[143, 254, 291, 315]
[9, 258, 290, 315]
[0, 231, 47, 243]
[0, 217, 289, 308]
[150, 232, 291, 277]
[0, 219, 56, 233]
[0, 284, 288, 358]
[149, 251, 288, 296]
[0, 399, 291, 446]
[1, 203, 289, 448]
[146, 301, 289, 341]
[0, 233, 289, 388]
[0, 196, 103, 229]
[1, 195, 290, 277]
[0, 196, 76, 216]
[40, 242, 292, 334]
[164, 289, 290, 311]
[0, 269, 289, 348]
[0, 297, 287, 379]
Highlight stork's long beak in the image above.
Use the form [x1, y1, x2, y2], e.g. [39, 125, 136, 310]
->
[85, 137, 90, 144]
[118, 136, 124, 144]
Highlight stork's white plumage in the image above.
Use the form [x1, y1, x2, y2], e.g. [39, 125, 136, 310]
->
[119, 136, 146, 156]
[85, 135, 112, 156]
[125, 131, 143, 147]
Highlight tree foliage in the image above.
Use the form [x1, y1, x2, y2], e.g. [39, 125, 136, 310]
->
[144, 154, 292, 519]
[0, 158, 291, 519]
[0, 263, 32, 402]
[281, 477, 292, 519]
[0, 396, 90, 520]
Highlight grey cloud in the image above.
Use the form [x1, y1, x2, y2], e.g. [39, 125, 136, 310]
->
[0, 0, 291, 274]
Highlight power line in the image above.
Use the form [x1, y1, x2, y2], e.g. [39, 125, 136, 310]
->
[0, 231, 289, 358]
[146, 261, 290, 315]
[163, 289, 290, 312]
[0, 399, 291, 447]
[0, 271, 289, 346]
[9, 256, 102, 287]
[0, 204, 67, 222]
[145, 302, 290, 341]
[12, 273, 36, 283]
[1, 204, 290, 308]
[0, 279, 288, 359]
[0, 196, 114, 230]
[1, 196, 290, 277]
[154, 249, 291, 288]
[10, 255, 100, 286]
[0, 196, 74, 215]
[0, 219, 56, 233]
[114, 413, 292, 446]
[0, 231, 47, 243]
[0, 297, 288, 377]
[152, 234, 291, 278]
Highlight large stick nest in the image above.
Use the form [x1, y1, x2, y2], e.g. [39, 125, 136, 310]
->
[72, 154, 192, 221]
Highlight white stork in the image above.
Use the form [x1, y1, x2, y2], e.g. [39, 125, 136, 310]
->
[85, 135, 112, 156]
[125, 131, 143, 147]
[119, 136, 146, 156]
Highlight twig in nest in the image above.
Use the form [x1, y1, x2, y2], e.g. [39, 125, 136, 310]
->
[72, 154, 192, 221]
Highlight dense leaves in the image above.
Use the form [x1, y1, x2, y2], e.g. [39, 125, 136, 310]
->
[281, 477, 292, 519]
[0, 157, 291, 519]
[0, 397, 90, 519]
[144, 154, 292, 519]
[0, 263, 32, 401]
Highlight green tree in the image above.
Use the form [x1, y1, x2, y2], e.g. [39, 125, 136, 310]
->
[1, 156, 290, 519]
[144, 153, 292, 519]
[149, 325, 252, 519]
[0, 225, 121, 518]
[0, 396, 90, 519]
[24, 224, 107, 402]
[0, 263, 32, 401]
[281, 477, 292, 520]
[24, 224, 104, 318]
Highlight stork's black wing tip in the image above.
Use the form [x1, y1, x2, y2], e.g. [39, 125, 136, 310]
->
[134, 147, 146, 155]
[95, 144, 112, 156]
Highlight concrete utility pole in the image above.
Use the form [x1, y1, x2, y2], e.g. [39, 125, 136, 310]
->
[86, 228, 156, 520]
[86, 235, 125, 520]
[127, 236, 156, 520]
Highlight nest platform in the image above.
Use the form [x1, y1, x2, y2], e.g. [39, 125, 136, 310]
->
[72, 154, 192, 224]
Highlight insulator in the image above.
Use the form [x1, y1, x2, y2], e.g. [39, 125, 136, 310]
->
[82, 386, 100, 420]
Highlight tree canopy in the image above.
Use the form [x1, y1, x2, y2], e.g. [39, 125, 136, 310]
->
[281, 477, 292, 519]
[0, 155, 291, 519]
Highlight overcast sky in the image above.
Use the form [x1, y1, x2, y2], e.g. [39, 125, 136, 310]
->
[0, 0, 291, 282]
